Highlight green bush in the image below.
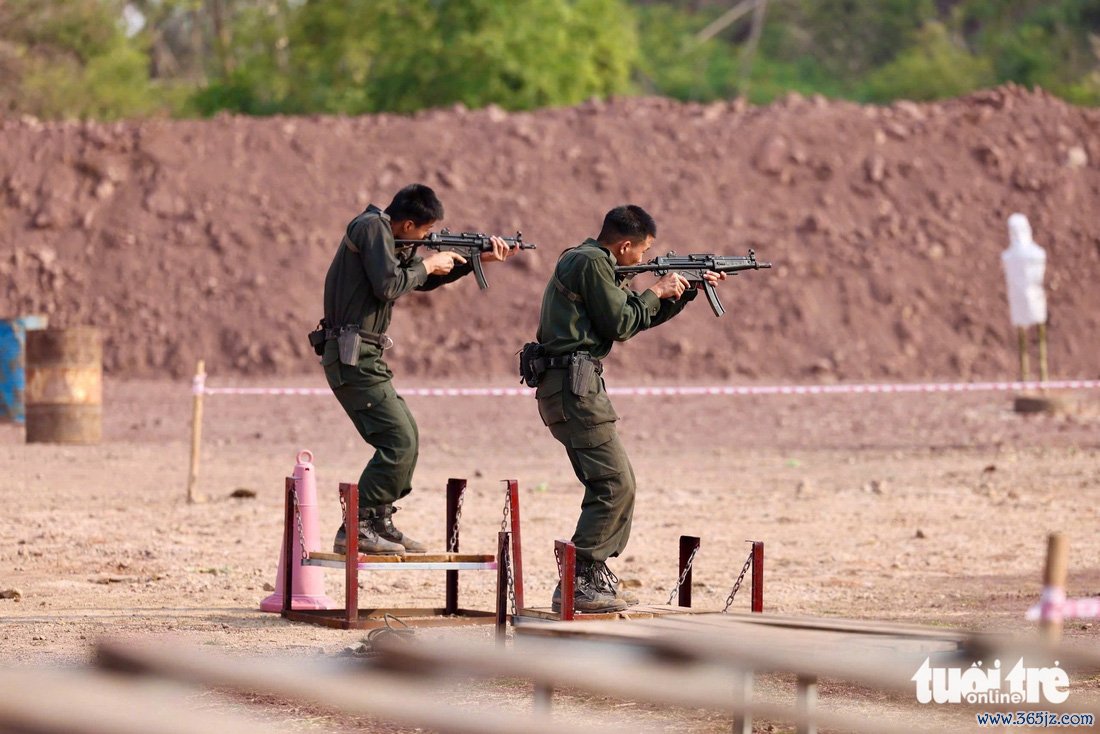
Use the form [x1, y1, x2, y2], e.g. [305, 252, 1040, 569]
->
[862, 22, 996, 102]
[1, 0, 159, 119]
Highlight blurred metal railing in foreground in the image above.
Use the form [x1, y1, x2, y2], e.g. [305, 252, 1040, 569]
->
[2, 612, 1095, 734]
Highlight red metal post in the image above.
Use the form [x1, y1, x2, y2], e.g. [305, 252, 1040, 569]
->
[342, 482, 359, 625]
[751, 541, 764, 613]
[496, 531, 509, 638]
[281, 477, 294, 615]
[556, 539, 576, 621]
[445, 478, 465, 615]
[506, 479, 525, 611]
[678, 535, 701, 608]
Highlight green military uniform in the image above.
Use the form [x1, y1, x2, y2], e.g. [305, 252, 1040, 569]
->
[322, 204, 471, 509]
[535, 239, 697, 562]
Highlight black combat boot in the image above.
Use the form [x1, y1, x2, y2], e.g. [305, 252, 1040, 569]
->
[369, 504, 427, 553]
[333, 509, 405, 556]
[551, 559, 627, 614]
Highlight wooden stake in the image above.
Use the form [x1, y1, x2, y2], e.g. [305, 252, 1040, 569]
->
[1017, 327, 1030, 382]
[186, 360, 207, 504]
[1038, 322, 1049, 383]
[1040, 532, 1068, 643]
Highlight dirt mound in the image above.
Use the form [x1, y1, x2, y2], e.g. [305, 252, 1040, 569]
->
[3, 84, 1099, 382]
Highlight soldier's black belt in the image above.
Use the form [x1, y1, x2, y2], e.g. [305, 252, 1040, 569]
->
[545, 353, 602, 372]
[323, 326, 392, 350]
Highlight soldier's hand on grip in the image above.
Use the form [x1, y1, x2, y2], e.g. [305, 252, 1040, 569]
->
[422, 250, 467, 275]
[649, 272, 690, 300]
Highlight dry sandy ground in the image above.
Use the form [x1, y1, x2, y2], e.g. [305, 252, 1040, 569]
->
[2, 376, 1099, 731]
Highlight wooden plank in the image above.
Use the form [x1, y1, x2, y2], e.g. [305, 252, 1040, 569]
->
[515, 604, 703, 622]
[372, 636, 958, 734]
[508, 623, 1100, 729]
[95, 639, 643, 734]
[0, 669, 289, 734]
[308, 551, 495, 563]
[717, 611, 969, 642]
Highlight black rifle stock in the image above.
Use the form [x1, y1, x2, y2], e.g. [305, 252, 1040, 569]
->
[614, 250, 772, 317]
[395, 229, 536, 289]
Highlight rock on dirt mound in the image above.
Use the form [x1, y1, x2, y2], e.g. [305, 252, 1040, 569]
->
[2, 84, 1099, 382]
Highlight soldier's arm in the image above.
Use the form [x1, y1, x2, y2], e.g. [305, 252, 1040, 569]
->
[354, 217, 428, 301]
[647, 287, 698, 328]
[579, 256, 661, 342]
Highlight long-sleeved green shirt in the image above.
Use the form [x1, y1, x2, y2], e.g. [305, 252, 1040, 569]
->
[322, 204, 471, 382]
[536, 239, 697, 360]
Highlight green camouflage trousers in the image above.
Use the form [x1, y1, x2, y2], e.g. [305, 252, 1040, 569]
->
[536, 367, 635, 563]
[324, 355, 418, 509]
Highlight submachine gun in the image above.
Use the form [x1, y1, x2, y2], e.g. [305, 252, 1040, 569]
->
[614, 250, 772, 317]
[395, 229, 536, 289]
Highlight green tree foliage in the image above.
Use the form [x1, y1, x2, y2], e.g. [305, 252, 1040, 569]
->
[635, 4, 740, 100]
[774, 0, 939, 80]
[862, 21, 995, 102]
[0, 0, 160, 119]
[3, 0, 1099, 119]
[196, 0, 638, 115]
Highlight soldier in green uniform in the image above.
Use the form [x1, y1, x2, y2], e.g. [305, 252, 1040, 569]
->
[528, 205, 725, 612]
[322, 184, 515, 555]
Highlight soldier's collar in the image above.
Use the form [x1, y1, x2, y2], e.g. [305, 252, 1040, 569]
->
[584, 238, 614, 262]
[365, 204, 391, 222]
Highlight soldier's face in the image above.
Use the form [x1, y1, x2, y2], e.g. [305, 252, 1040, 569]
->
[394, 219, 436, 241]
[614, 235, 653, 266]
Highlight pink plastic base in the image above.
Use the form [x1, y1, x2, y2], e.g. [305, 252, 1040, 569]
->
[259, 592, 336, 613]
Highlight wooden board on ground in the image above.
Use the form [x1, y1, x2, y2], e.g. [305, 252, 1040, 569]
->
[515, 604, 704, 621]
[516, 611, 965, 659]
[308, 551, 495, 563]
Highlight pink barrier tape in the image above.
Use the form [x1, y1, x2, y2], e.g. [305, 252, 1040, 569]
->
[1027, 593, 1100, 621]
[197, 379, 1100, 398]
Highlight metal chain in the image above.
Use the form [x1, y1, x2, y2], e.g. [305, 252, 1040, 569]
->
[500, 486, 518, 617]
[448, 489, 465, 552]
[553, 544, 562, 580]
[722, 546, 755, 613]
[666, 545, 701, 605]
[291, 484, 308, 562]
[339, 490, 348, 525]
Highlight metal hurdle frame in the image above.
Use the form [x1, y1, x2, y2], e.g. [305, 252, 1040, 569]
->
[539, 536, 764, 621]
[280, 477, 525, 631]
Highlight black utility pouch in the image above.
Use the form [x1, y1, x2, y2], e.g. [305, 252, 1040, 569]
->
[569, 353, 596, 396]
[337, 327, 362, 366]
[308, 321, 327, 357]
[518, 342, 545, 387]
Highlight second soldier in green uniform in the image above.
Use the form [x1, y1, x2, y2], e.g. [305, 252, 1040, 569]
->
[524, 205, 725, 612]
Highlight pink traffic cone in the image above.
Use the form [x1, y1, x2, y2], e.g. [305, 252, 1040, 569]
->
[260, 449, 337, 611]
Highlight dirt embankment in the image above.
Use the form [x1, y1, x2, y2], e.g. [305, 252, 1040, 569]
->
[3, 84, 1099, 382]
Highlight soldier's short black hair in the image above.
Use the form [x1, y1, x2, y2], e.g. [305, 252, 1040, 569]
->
[597, 205, 656, 244]
[385, 184, 444, 225]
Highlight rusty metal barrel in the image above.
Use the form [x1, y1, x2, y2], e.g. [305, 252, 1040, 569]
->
[25, 327, 102, 444]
